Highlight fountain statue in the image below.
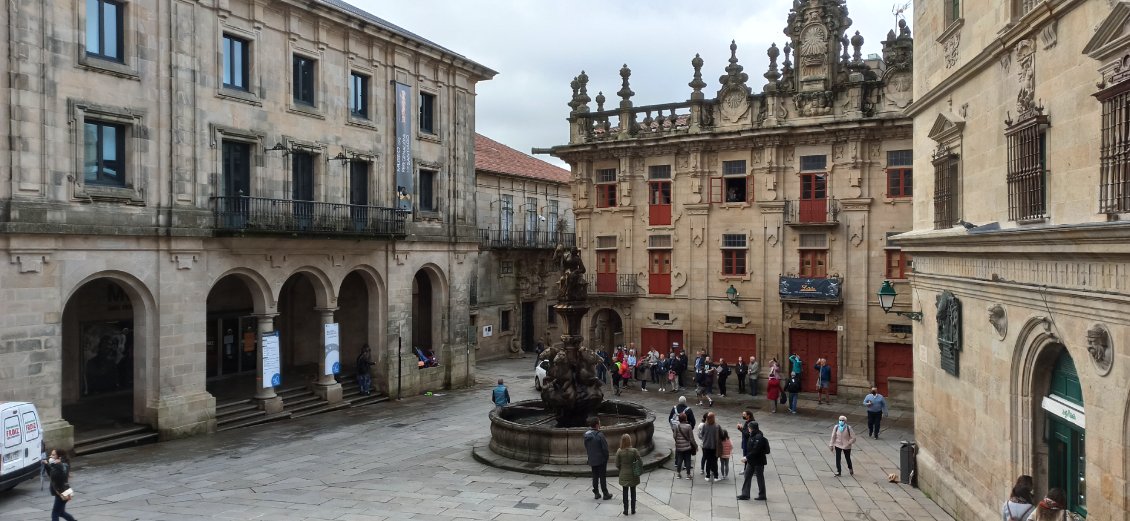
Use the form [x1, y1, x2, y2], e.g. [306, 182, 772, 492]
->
[539, 245, 603, 427]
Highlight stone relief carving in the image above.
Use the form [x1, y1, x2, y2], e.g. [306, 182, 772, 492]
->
[1015, 39, 1037, 115]
[11, 253, 49, 274]
[1086, 324, 1114, 376]
[1039, 20, 1057, 50]
[884, 72, 913, 109]
[937, 290, 963, 377]
[943, 31, 961, 69]
[987, 304, 1007, 340]
[721, 90, 750, 123]
[999, 52, 1011, 74]
[833, 143, 845, 161]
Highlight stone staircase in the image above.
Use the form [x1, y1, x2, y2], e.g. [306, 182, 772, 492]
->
[215, 375, 388, 431]
[74, 424, 159, 456]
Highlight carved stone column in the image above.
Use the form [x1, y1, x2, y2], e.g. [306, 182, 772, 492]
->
[253, 313, 284, 413]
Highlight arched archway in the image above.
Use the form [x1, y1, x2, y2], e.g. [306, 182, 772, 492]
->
[277, 269, 335, 383]
[204, 271, 273, 400]
[411, 266, 447, 367]
[338, 267, 386, 391]
[588, 308, 624, 350]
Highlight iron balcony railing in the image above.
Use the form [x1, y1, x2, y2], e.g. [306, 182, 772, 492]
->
[210, 196, 406, 237]
[478, 229, 576, 250]
[586, 273, 641, 297]
[783, 198, 841, 226]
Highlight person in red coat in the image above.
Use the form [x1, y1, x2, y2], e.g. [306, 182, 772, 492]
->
[766, 374, 782, 413]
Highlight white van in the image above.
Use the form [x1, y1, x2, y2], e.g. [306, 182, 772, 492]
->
[0, 402, 43, 492]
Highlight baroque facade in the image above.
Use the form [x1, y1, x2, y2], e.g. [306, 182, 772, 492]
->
[900, 0, 1130, 518]
[471, 134, 573, 360]
[0, 0, 494, 451]
[547, 0, 916, 401]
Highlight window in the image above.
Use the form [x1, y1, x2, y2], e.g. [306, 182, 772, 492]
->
[1006, 116, 1048, 221]
[293, 55, 316, 106]
[945, 0, 961, 26]
[799, 250, 828, 278]
[83, 120, 126, 187]
[649, 165, 672, 225]
[349, 72, 369, 118]
[500, 261, 513, 275]
[799, 313, 826, 322]
[721, 234, 747, 276]
[291, 152, 315, 201]
[501, 310, 511, 332]
[547, 200, 559, 238]
[547, 305, 556, 326]
[595, 235, 617, 249]
[86, 0, 124, 62]
[419, 92, 436, 134]
[1100, 83, 1130, 213]
[649, 249, 672, 295]
[596, 168, 617, 208]
[933, 155, 960, 229]
[500, 195, 514, 233]
[654, 312, 671, 321]
[889, 324, 913, 334]
[800, 155, 827, 172]
[1014, 0, 1039, 17]
[724, 315, 743, 325]
[525, 196, 538, 243]
[419, 169, 437, 212]
[723, 160, 748, 202]
[885, 249, 911, 279]
[222, 34, 249, 91]
[886, 150, 913, 197]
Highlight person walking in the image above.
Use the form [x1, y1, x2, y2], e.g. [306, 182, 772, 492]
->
[814, 358, 832, 404]
[766, 372, 782, 413]
[735, 357, 748, 395]
[611, 360, 622, 395]
[785, 372, 802, 414]
[491, 378, 510, 411]
[737, 421, 769, 501]
[828, 415, 857, 476]
[1002, 475, 1036, 521]
[583, 418, 614, 501]
[616, 434, 643, 515]
[619, 359, 632, 393]
[748, 356, 760, 396]
[1028, 488, 1082, 520]
[864, 387, 889, 439]
[44, 448, 76, 521]
[355, 344, 375, 395]
[699, 412, 721, 482]
[717, 359, 731, 397]
[671, 412, 698, 480]
[668, 395, 696, 430]
[719, 428, 733, 480]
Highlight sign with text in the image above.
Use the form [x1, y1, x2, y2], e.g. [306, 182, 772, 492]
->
[324, 323, 340, 376]
[261, 331, 281, 388]
[1041, 395, 1085, 429]
[394, 82, 413, 212]
[778, 276, 842, 300]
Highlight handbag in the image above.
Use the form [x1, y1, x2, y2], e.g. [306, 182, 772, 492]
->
[667, 370, 676, 382]
[632, 455, 642, 477]
[60, 487, 74, 500]
[779, 393, 787, 404]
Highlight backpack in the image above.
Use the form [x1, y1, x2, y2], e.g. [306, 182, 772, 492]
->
[1004, 503, 1035, 521]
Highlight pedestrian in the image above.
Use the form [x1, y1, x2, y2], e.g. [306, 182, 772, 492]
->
[788, 352, 803, 383]
[828, 415, 857, 476]
[646, 347, 660, 391]
[766, 372, 782, 413]
[699, 411, 721, 482]
[737, 421, 769, 501]
[863, 386, 889, 439]
[785, 372, 802, 414]
[534, 340, 545, 367]
[717, 358, 731, 397]
[583, 417, 614, 501]
[736, 410, 754, 475]
[616, 434, 643, 515]
[735, 357, 747, 394]
[626, 348, 638, 391]
[719, 428, 733, 480]
[814, 358, 832, 404]
[619, 359, 632, 394]
[597, 348, 610, 384]
[1002, 475, 1036, 521]
[611, 359, 622, 395]
[668, 395, 696, 429]
[768, 357, 780, 379]
[44, 448, 76, 521]
[671, 412, 697, 479]
[748, 355, 760, 396]
[491, 378, 510, 411]
[1029, 488, 1082, 520]
[676, 350, 689, 390]
[355, 344, 375, 395]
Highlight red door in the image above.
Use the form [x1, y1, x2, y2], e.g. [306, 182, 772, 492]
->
[874, 342, 913, 397]
[711, 332, 757, 366]
[649, 250, 671, 294]
[799, 173, 827, 223]
[788, 328, 838, 394]
[641, 328, 683, 357]
[649, 181, 672, 225]
[596, 251, 617, 293]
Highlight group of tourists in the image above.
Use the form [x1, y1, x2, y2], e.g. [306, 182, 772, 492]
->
[1002, 475, 1082, 520]
[596, 343, 692, 395]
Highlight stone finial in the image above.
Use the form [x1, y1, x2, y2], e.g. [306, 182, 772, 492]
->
[689, 53, 707, 100]
[887, 29, 897, 43]
[851, 31, 864, 63]
[898, 19, 912, 39]
[720, 40, 748, 87]
[595, 91, 606, 112]
[840, 33, 850, 66]
[782, 42, 793, 74]
[617, 64, 634, 108]
[569, 76, 580, 111]
[577, 70, 591, 108]
[764, 43, 781, 82]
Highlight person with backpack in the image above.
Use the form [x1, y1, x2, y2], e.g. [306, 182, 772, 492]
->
[355, 344, 375, 395]
[1002, 475, 1036, 521]
[44, 448, 76, 521]
[737, 421, 769, 500]
[828, 415, 857, 476]
[668, 396, 695, 429]
[615, 434, 643, 515]
[785, 372, 802, 414]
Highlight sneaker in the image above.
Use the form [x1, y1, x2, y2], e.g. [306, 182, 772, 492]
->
[738, 470, 745, 475]
[849, 469, 854, 476]
[642, 388, 648, 392]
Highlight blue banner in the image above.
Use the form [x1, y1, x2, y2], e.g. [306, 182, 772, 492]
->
[779, 276, 842, 300]
[394, 82, 413, 212]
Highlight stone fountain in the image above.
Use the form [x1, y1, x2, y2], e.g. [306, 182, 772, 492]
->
[473, 246, 668, 475]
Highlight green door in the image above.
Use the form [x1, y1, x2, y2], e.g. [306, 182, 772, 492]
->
[1045, 351, 1086, 517]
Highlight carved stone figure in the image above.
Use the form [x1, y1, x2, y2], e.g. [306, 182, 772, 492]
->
[987, 304, 1008, 340]
[553, 245, 588, 302]
[1086, 324, 1113, 375]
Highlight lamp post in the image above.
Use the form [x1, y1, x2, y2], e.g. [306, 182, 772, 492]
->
[876, 280, 923, 321]
[726, 284, 740, 306]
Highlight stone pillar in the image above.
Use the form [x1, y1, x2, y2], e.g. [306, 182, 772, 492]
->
[313, 308, 344, 403]
[253, 313, 283, 413]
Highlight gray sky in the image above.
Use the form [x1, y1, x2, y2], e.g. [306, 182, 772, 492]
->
[354, 1, 913, 168]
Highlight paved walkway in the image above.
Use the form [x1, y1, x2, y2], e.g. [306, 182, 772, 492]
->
[0, 357, 954, 520]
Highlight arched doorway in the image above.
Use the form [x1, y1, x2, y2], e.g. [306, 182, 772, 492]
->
[277, 271, 333, 383]
[1032, 347, 1087, 516]
[204, 274, 263, 400]
[588, 308, 624, 350]
[338, 270, 383, 388]
[412, 270, 438, 366]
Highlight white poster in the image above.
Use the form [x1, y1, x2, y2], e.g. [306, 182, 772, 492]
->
[262, 331, 280, 388]
[483, 325, 493, 337]
[324, 323, 340, 376]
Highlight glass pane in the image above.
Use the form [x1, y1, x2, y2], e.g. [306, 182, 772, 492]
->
[104, 2, 119, 59]
[232, 40, 244, 87]
[83, 123, 98, 182]
[222, 38, 232, 85]
[102, 125, 118, 161]
[86, 0, 100, 53]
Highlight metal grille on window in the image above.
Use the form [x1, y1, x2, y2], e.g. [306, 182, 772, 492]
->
[596, 235, 617, 249]
[800, 155, 827, 171]
[648, 235, 672, 248]
[648, 165, 671, 179]
[1005, 115, 1048, 221]
[1099, 84, 1130, 213]
[933, 156, 959, 229]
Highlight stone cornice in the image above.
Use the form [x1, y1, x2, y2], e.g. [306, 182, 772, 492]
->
[891, 221, 1130, 254]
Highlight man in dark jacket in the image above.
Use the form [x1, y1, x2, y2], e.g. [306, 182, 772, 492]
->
[668, 395, 696, 429]
[737, 421, 768, 500]
[583, 417, 613, 500]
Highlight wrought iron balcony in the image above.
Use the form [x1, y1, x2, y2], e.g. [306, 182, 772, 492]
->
[210, 196, 406, 237]
[783, 198, 841, 226]
[778, 275, 843, 304]
[478, 229, 576, 250]
[586, 273, 641, 297]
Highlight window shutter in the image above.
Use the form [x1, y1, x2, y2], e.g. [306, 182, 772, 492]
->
[710, 177, 722, 204]
[746, 175, 755, 203]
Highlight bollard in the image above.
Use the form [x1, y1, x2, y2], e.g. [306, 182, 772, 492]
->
[899, 440, 918, 486]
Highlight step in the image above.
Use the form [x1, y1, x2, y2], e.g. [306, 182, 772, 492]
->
[216, 411, 291, 432]
[348, 394, 389, 408]
[216, 403, 259, 418]
[285, 400, 332, 415]
[216, 398, 254, 412]
[282, 396, 320, 408]
[74, 431, 159, 456]
[74, 425, 152, 448]
[216, 408, 267, 427]
[278, 389, 315, 399]
[291, 402, 350, 419]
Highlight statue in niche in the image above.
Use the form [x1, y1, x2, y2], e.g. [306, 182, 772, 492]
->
[1086, 324, 1113, 375]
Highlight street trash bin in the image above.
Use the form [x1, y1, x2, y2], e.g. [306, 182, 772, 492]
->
[900, 440, 918, 486]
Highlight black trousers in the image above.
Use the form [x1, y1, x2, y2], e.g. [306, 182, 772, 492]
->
[867, 411, 883, 437]
[590, 463, 609, 496]
[835, 447, 853, 474]
[702, 448, 719, 478]
[622, 485, 636, 513]
[737, 374, 746, 393]
[718, 377, 728, 396]
[740, 461, 766, 498]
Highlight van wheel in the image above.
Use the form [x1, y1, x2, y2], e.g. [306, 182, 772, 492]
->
[534, 377, 541, 391]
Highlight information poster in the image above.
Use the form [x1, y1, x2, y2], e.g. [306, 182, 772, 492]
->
[394, 82, 413, 212]
[262, 331, 280, 388]
[324, 323, 340, 376]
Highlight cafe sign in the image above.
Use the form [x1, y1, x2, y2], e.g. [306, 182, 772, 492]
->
[1042, 395, 1085, 429]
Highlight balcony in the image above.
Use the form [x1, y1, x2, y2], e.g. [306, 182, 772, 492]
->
[778, 275, 843, 304]
[586, 273, 641, 298]
[784, 198, 841, 226]
[211, 196, 406, 237]
[478, 229, 576, 250]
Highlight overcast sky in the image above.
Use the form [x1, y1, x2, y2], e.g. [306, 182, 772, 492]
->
[353, 1, 914, 168]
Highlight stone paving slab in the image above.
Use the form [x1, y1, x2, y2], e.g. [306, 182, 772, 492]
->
[0, 356, 953, 521]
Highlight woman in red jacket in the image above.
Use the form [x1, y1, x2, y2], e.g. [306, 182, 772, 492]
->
[766, 373, 782, 413]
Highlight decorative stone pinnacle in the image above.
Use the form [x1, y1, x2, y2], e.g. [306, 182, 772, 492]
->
[840, 33, 850, 65]
[568, 76, 580, 111]
[851, 31, 864, 63]
[764, 43, 781, 82]
[595, 91, 605, 112]
[782, 42, 793, 72]
[617, 64, 634, 109]
[721, 40, 748, 87]
[729, 40, 739, 67]
[689, 53, 707, 99]
[577, 70, 591, 107]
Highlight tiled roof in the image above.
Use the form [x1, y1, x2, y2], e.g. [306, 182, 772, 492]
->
[475, 134, 571, 184]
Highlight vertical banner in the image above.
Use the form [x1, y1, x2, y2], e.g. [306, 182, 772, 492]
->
[394, 82, 413, 212]
[261, 331, 281, 388]
[324, 323, 340, 376]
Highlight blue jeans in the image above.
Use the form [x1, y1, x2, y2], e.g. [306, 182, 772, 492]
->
[357, 373, 372, 394]
[674, 450, 694, 474]
[788, 392, 799, 412]
[52, 495, 76, 521]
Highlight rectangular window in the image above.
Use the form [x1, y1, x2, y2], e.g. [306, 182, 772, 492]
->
[799, 233, 827, 249]
[500, 195, 513, 233]
[501, 310, 511, 332]
[349, 72, 369, 118]
[885, 249, 910, 279]
[1100, 84, 1130, 213]
[654, 312, 671, 321]
[945, 0, 961, 26]
[933, 156, 960, 229]
[595, 235, 617, 249]
[800, 155, 827, 172]
[886, 150, 913, 197]
[799, 250, 828, 278]
[222, 34, 249, 91]
[799, 313, 826, 322]
[724, 315, 743, 325]
[291, 152, 315, 201]
[419, 169, 436, 212]
[293, 55, 317, 106]
[649, 167, 672, 225]
[525, 196, 538, 243]
[83, 120, 126, 187]
[500, 260, 513, 275]
[596, 168, 617, 208]
[648, 165, 672, 179]
[547, 199, 559, 237]
[889, 324, 913, 334]
[1006, 116, 1048, 221]
[648, 235, 672, 248]
[721, 234, 747, 276]
[419, 92, 436, 134]
[718, 160, 749, 203]
[86, 0, 123, 62]
[649, 250, 672, 295]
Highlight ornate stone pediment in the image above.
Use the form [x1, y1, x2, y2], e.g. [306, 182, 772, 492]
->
[1083, 1, 1130, 62]
[927, 112, 965, 144]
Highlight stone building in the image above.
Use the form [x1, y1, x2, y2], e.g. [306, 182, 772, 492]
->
[898, 1, 1130, 518]
[546, 0, 916, 401]
[471, 134, 573, 360]
[0, 0, 494, 451]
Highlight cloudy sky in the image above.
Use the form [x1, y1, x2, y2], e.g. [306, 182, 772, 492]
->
[353, 0, 914, 168]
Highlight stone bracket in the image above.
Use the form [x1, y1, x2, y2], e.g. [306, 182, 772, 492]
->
[10, 251, 50, 273]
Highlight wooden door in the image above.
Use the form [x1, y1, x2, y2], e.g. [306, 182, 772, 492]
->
[788, 328, 838, 394]
[649, 250, 671, 295]
[799, 173, 827, 223]
[799, 250, 828, 278]
[711, 332, 757, 366]
[596, 251, 617, 293]
[649, 181, 672, 225]
[874, 342, 913, 397]
[641, 328, 684, 357]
